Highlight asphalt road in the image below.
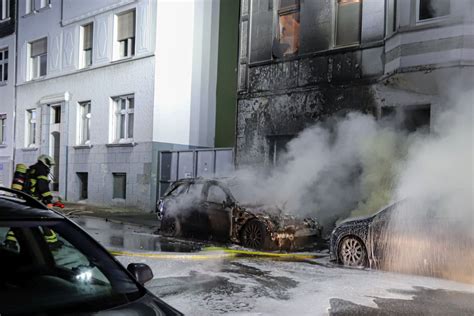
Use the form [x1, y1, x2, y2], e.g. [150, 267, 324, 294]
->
[74, 215, 474, 316]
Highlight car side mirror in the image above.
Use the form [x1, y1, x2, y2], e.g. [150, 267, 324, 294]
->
[127, 263, 153, 285]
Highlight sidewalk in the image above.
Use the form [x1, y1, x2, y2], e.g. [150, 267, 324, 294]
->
[55, 202, 160, 228]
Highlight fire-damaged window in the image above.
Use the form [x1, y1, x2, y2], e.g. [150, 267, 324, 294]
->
[382, 105, 431, 133]
[335, 0, 362, 47]
[268, 135, 293, 166]
[206, 185, 227, 204]
[418, 0, 450, 21]
[273, 0, 300, 58]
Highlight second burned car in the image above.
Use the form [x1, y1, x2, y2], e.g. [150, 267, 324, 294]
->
[156, 178, 322, 251]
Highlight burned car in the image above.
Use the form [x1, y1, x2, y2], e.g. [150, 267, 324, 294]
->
[156, 178, 322, 251]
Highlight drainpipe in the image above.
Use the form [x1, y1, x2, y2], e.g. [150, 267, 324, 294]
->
[64, 92, 70, 200]
[12, 0, 19, 179]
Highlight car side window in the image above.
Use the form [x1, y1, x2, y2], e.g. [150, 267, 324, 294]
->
[187, 183, 204, 200]
[44, 226, 110, 284]
[0, 226, 20, 253]
[207, 185, 227, 204]
[168, 184, 188, 197]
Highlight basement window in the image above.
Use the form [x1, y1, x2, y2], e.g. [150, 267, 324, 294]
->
[77, 172, 88, 200]
[113, 173, 126, 199]
[418, 0, 450, 21]
[273, 0, 300, 58]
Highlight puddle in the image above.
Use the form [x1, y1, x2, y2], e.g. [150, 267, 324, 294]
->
[72, 216, 203, 253]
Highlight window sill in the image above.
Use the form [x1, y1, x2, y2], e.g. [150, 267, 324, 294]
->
[0, 144, 7, 148]
[112, 55, 134, 63]
[0, 17, 11, 23]
[22, 11, 37, 18]
[28, 75, 47, 82]
[36, 4, 52, 13]
[73, 144, 93, 149]
[0, 82, 7, 87]
[21, 147, 38, 152]
[106, 142, 136, 148]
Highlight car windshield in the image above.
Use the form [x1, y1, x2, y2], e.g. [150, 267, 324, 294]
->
[0, 219, 143, 315]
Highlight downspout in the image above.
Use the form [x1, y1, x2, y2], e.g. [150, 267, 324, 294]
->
[64, 92, 70, 200]
[12, 0, 19, 176]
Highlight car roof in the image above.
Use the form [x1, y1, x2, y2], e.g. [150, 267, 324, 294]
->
[0, 188, 64, 220]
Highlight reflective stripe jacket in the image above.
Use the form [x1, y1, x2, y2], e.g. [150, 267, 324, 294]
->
[27, 162, 53, 204]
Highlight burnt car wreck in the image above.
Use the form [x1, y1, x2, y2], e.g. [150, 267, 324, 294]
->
[156, 178, 322, 251]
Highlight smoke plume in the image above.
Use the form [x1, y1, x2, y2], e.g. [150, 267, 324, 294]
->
[229, 112, 410, 235]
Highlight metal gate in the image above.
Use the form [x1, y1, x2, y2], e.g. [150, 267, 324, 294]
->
[158, 148, 234, 198]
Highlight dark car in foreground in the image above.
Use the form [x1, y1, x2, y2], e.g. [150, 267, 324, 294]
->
[0, 187, 182, 315]
[157, 178, 322, 251]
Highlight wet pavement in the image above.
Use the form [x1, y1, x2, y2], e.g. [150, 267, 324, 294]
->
[73, 215, 474, 315]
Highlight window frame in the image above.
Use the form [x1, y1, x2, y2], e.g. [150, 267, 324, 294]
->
[78, 101, 91, 146]
[1, 0, 10, 20]
[416, 0, 451, 23]
[29, 38, 48, 80]
[115, 10, 136, 59]
[81, 23, 93, 68]
[334, 0, 362, 48]
[26, 109, 37, 148]
[39, 0, 51, 9]
[0, 48, 8, 84]
[25, 0, 35, 14]
[0, 113, 6, 145]
[112, 173, 127, 200]
[111, 95, 134, 143]
[273, 0, 301, 59]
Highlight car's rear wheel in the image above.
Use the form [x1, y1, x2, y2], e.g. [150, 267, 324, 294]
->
[339, 236, 367, 267]
[240, 219, 272, 250]
[161, 216, 181, 237]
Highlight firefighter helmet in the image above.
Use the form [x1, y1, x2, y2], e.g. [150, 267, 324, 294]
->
[38, 154, 55, 168]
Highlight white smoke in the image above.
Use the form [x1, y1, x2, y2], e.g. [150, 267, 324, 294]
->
[228, 112, 410, 234]
[381, 91, 474, 283]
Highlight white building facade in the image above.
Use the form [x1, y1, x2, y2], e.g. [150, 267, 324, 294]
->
[14, 0, 220, 210]
[0, 0, 15, 188]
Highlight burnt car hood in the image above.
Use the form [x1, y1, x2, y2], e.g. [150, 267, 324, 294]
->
[241, 204, 322, 237]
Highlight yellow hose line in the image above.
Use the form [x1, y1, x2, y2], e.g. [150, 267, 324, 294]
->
[111, 247, 323, 261]
[203, 247, 322, 260]
[110, 250, 237, 260]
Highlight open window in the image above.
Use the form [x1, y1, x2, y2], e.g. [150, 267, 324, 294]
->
[116, 10, 135, 58]
[273, 0, 300, 58]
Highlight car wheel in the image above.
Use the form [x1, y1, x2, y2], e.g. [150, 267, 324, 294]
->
[161, 216, 181, 237]
[240, 219, 272, 250]
[339, 236, 367, 267]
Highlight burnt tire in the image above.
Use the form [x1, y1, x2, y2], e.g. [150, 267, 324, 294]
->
[338, 236, 368, 267]
[240, 219, 273, 250]
[161, 216, 182, 237]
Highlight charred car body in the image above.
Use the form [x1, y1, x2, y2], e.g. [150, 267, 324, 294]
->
[157, 178, 322, 251]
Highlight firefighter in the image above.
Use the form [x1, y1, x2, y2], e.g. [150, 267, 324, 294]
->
[11, 163, 28, 191]
[27, 154, 55, 207]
